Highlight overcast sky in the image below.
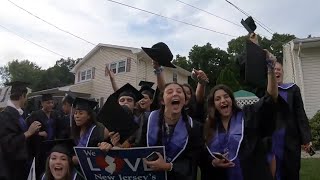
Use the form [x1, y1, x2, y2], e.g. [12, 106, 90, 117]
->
[0, 0, 319, 69]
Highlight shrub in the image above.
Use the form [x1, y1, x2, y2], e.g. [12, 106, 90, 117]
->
[310, 111, 320, 150]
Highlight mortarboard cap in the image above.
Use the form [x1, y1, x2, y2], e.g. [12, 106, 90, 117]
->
[42, 139, 75, 158]
[41, 93, 53, 102]
[5, 81, 30, 95]
[62, 92, 76, 105]
[241, 16, 257, 34]
[114, 83, 144, 102]
[139, 81, 155, 96]
[150, 87, 161, 111]
[97, 95, 139, 144]
[142, 42, 176, 68]
[73, 97, 98, 111]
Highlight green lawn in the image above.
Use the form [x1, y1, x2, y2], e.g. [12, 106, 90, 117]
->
[301, 158, 320, 180]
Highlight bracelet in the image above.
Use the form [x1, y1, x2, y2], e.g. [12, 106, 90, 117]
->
[153, 67, 164, 75]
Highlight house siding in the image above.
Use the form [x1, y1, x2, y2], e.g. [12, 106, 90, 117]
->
[300, 47, 320, 118]
[73, 46, 190, 105]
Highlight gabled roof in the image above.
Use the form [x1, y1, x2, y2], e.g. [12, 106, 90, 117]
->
[70, 43, 141, 73]
[284, 37, 320, 50]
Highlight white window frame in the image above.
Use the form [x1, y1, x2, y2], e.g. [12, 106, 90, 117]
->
[173, 72, 178, 82]
[79, 68, 93, 82]
[108, 59, 127, 74]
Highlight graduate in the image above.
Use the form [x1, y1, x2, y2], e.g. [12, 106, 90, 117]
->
[56, 92, 76, 139]
[41, 139, 78, 180]
[105, 83, 145, 147]
[0, 81, 42, 180]
[71, 97, 110, 178]
[141, 82, 204, 180]
[203, 34, 278, 180]
[27, 93, 61, 179]
[137, 81, 155, 113]
[267, 61, 312, 180]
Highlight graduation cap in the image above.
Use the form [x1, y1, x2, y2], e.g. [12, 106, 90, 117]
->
[150, 87, 161, 111]
[97, 94, 139, 144]
[139, 81, 155, 96]
[42, 139, 75, 158]
[241, 16, 257, 34]
[41, 93, 53, 102]
[62, 92, 76, 105]
[142, 42, 176, 68]
[73, 97, 98, 111]
[5, 81, 30, 95]
[237, 40, 267, 98]
[114, 83, 144, 102]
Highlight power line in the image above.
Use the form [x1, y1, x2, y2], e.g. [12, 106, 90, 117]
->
[176, 0, 243, 28]
[7, 0, 96, 46]
[225, 0, 275, 35]
[0, 24, 67, 58]
[105, 0, 238, 37]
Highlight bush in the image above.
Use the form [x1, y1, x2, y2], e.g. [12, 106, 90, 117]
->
[310, 111, 320, 150]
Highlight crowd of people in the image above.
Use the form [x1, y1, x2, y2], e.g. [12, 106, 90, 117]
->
[0, 32, 313, 180]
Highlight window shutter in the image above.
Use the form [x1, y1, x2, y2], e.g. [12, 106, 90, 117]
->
[77, 72, 80, 82]
[105, 63, 109, 76]
[92, 67, 95, 79]
[126, 58, 131, 72]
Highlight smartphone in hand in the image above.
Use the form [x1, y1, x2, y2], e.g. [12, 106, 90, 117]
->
[146, 152, 159, 161]
[212, 152, 230, 162]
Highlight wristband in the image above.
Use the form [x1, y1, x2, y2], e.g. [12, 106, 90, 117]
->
[153, 67, 164, 75]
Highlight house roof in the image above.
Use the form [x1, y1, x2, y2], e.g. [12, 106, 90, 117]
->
[234, 90, 258, 98]
[71, 43, 191, 75]
[287, 37, 320, 50]
[70, 43, 141, 73]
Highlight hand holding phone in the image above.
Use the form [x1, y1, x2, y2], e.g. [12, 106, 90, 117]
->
[212, 152, 230, 162]
[146, 152, 159, 161]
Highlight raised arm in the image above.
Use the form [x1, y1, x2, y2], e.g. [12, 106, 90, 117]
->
[105, 66, 119, 92]
[265, 50, 278, 102]
[193, 69, 208, 103]
[152, 61, 166, 92]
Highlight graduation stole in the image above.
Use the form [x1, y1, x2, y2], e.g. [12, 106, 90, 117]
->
[18, 116, 28, 132]
[42, 169, 78, 180]
[278, 83, 295, 102]
[207, 111, 244, 162]
[77, 124, 96, 147]
[147, 110, 193, 162]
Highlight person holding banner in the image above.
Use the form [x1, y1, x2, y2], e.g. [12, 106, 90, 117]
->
[203, 40, 279, 179]
[142, 82, 204, 180]
[71, 97, 110, 178]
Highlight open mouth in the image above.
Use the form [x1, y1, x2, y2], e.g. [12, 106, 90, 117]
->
[220, 104, 229, 110]
[171, 99, 180, 105]
[54, 166, 63, 173]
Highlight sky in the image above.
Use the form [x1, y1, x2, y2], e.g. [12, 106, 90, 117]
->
[0, 0, 319, 69]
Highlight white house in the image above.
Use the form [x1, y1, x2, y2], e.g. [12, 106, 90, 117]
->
[67, 43, 190, 107]
[282, 37, 320, 118]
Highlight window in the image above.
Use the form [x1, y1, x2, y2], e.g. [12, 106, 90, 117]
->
[80, 69, 92, 82]
[173, 72, 178, 82]
[109, 60, 127, 74]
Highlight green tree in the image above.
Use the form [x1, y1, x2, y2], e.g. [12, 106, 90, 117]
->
[310, 111, 320, 150]
[172, 55, 192, 71]
[188, 43, 231, 90]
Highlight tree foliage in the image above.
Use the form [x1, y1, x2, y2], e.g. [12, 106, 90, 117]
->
[310, 111, 320, 150]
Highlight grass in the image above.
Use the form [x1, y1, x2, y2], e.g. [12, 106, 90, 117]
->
[301, 158, 320, 180]
[196, 158, 320, 180]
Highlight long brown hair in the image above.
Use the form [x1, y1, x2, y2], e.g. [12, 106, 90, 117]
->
[156, 82, 191, 145]
[44, 154, 73, 180]
[204, 84, 240, 144]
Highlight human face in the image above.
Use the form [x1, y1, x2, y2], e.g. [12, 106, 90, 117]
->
[138, 94, 152, 111]
[214, 89, 233, 119]
[62, 102, 72, 114]
[274, 62, 283, 84]
[42, 100, 54, 112]
[163, 84, 186, 114]
[118, 96, 135, 111]
[73, 110, 90, 127]
[183, 86, 192, 105]
[49, 152, 69, 180]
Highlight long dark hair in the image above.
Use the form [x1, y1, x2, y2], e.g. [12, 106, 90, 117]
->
[44, 154, 73, 180]
[156, 82, 192, 145]
[71, 109, 97, 140]
[204, 84, 240, 144]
